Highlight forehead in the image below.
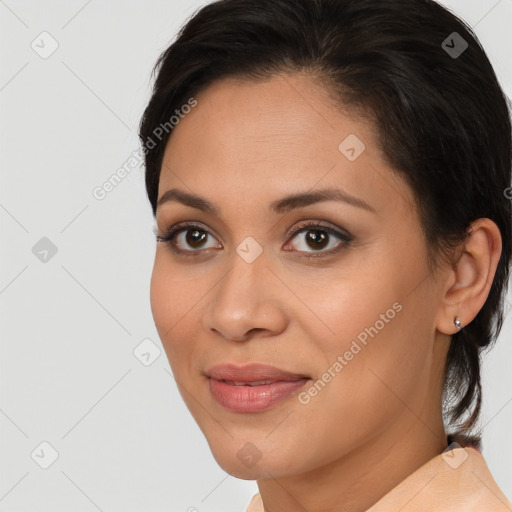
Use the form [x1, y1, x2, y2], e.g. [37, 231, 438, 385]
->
[158, 72, 416, 218]
[165, 73, 353, 161]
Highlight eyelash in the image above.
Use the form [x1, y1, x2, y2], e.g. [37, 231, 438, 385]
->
[154, 220, 353, 259]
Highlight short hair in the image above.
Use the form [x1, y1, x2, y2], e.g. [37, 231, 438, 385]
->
[139, 0, 512, 445]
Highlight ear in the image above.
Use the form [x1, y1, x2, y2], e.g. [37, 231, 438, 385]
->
[436, 218, 502, 335]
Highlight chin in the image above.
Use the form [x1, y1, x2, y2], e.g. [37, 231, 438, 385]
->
[206, 445, 257, 478]
[206, 437, 306, 481]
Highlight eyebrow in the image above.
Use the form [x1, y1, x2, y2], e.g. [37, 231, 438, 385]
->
[157, 187, 376, 215]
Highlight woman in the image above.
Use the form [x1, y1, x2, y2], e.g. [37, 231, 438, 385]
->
[139, 0, 512, 510]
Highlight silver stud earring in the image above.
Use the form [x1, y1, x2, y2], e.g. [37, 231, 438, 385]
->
[454, 316, 462, 331]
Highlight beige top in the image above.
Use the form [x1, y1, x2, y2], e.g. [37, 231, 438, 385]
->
[244, 446, 512, 512]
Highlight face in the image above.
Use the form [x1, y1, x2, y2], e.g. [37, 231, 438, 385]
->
[150, 72, 449, 479]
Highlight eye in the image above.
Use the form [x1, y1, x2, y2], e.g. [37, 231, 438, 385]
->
[283, 220, 352, 258]
[154, 220, 353, 258]
[154, 222, 221, 257]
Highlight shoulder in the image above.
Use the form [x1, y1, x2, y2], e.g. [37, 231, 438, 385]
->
[244, 493, 263, 512]
[449, 445, 512, 511]
[368, 445, 512, 512]
[243, 446, 512, 512]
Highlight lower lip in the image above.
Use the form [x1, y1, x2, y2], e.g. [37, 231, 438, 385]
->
[208, 378, 310, 413]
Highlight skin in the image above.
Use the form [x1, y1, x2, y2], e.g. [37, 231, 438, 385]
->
[150, 72, 502, 512]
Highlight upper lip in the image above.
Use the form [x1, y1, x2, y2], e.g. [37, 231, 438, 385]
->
[205, 363, 310, 382]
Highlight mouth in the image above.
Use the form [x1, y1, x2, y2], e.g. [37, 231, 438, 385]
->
[205, 362, 310, 382]
[219, 379, 282, 386]
[205, 363, 311, 413]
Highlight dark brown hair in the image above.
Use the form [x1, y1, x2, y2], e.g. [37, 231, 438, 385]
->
[139, 0, 512, 445]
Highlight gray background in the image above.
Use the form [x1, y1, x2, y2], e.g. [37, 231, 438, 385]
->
[0, 0, 511, 510]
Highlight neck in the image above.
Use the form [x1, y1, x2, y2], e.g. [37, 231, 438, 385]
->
[256, 414, 448, 512]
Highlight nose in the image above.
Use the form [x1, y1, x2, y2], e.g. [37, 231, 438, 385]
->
[201, 251, 288, 342]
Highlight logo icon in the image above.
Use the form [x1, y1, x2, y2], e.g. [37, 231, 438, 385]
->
[237, 442, 263, 468]
[339, 134, 366, 161]
[133, 338, 161, 367]
[32, 237, 58, 263]
[442, 32, 468, 59]
[31, 441, 59, 469]
[31, 31, 59, 59]
[442, 442, 468, 469]
[236, 236, 263, 264]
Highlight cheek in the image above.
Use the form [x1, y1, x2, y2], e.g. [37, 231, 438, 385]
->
[311, 283, 434, 427]
[149, 256, 171, 339]
[306, 241, 432, 396]
[149, 255, 195, 369]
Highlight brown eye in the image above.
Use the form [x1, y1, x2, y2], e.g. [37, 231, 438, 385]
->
[304, 230, 329, 250]
[155, 222, 222, 255]
[184, 228, 209, 248]
[285, 221, 352, 257]
[155, 220, 352, 259]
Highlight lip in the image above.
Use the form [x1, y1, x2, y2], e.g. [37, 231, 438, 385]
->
[205, 363, 311, 413]
[205, 362, 310, 382]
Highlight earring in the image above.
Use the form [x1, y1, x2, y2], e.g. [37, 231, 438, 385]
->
[454, 316, 462, 331]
